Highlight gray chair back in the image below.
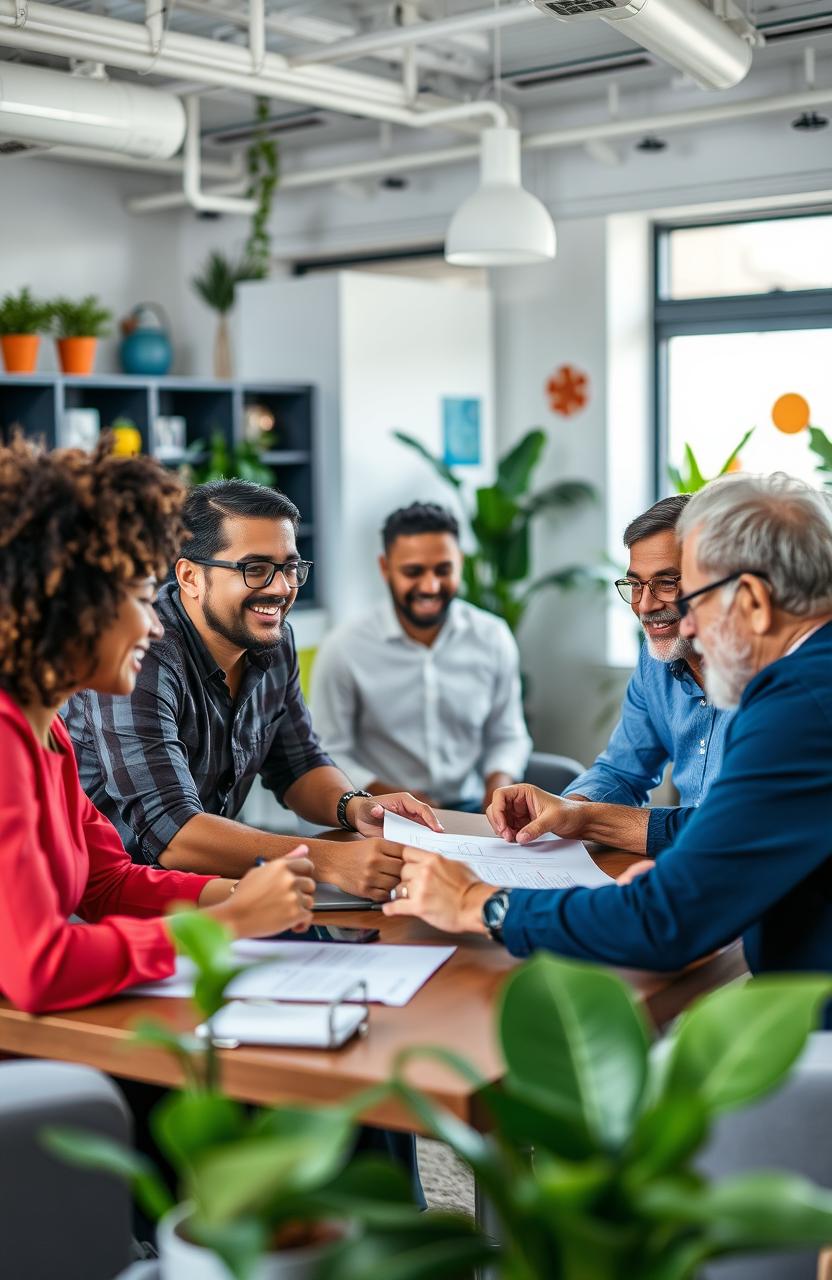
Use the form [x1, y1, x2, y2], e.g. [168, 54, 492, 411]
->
[0, 1060, 133, 1280]
[699, 1032, 832, 1280]
[523, 750, 585, 795]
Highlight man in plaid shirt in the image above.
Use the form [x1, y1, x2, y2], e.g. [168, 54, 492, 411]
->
[64, 478, 440, 902]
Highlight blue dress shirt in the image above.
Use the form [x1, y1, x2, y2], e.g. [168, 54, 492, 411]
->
[503, 623, 832, 988]
[563, 643, 733, 854]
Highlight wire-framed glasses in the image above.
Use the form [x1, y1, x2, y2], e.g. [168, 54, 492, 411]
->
[614, 575, 682, 605]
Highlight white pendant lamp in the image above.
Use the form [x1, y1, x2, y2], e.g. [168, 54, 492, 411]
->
[445, 125, 557, 266]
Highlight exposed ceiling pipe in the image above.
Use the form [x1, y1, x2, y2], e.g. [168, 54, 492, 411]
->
[289, 1, 541, 68]
[126, 82, 832, 214]
[26, 143, 242, 179]
[173, 0, 487, 82]
[248, 0, 264, 75]
[182, 93, 255, 212]
[0, 1, 510, 132]
[0, 0, 421, 114]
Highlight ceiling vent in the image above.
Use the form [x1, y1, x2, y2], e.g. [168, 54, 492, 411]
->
[204, 110, 326, 148]
[506, 50, 653, 89]
[0, 136, 52, 155]
[530, 0, 753, 90]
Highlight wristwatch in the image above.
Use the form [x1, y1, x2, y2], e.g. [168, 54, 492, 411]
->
[336, 789, 373, 831]
[482, 888, 512, 945]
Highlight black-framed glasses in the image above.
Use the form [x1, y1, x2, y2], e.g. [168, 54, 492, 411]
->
[674, 570, 769, 620]
[614, 575, 682, 605]
[188, 557, 313, 589]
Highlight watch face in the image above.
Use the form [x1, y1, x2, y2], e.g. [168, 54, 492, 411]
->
[483, 890, 510, 931]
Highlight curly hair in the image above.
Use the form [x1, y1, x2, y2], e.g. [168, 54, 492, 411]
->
[0, 434, 186, 705]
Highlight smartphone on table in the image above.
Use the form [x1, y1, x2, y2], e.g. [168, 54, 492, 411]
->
[275, 925, 380, 944]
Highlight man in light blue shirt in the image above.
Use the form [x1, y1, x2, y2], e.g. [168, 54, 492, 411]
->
[563, 494, 732, 855]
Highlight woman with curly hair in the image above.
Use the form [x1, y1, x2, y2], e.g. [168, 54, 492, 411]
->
[0, 435, 315, 1014]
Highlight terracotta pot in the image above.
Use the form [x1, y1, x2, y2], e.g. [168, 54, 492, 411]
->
[56, 336, 98, 376]
[1, 333, 40, 374]
[158, 1202, 351, 1280]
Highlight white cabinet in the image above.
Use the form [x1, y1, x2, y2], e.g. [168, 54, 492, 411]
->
[237, 270, 495, 628]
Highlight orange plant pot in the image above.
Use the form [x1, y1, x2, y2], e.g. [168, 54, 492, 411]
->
[1, 333, 40, 374]
[56, 336, 98, 376]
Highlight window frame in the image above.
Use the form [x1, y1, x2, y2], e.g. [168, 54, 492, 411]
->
[653, 209, 832, 498]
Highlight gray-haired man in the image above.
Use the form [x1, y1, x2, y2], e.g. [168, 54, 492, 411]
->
[386, 474, 832, 990]
[556, 494, 733, 856]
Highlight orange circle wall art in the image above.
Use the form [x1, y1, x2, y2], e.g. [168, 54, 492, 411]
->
[771, 393, 811, 435]
[547, 364, 589, 417]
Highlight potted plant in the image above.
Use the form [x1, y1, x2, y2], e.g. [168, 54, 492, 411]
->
[51, 294, 113, 375]
[0, 286, 53, 373]
[396, 428, 601, 633]
[668, 427, 755, 493]
[184, 428, 277, 486]
[191, 251, 261, 380]
[322, 955, 832, 1279]
[44, 912, 480, 1280]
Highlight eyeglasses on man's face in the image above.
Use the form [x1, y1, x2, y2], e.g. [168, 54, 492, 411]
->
[674, 570, 769, 620]
[614, 575, 682, 605]
[188, 557, 313, 589]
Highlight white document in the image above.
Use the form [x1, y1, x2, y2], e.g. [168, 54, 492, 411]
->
[125, 941, 455, 1007]
[196, 1000, 367, 1049]
[384, 811, 613, 891]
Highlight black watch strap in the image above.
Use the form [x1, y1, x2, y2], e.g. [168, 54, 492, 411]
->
[482, 888, 511, 945]
[336, 789, 372, 831]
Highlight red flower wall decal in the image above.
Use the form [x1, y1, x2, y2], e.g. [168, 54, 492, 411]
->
[547, 364, 589, 417]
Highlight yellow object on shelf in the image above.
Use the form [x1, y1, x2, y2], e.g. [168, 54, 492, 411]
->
[111, 424, 143, 456]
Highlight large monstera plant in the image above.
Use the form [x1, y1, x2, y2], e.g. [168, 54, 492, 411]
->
[326, 956, 832, 1280]
[43, 911, 832, 1280]
[395, 428, 600, 632]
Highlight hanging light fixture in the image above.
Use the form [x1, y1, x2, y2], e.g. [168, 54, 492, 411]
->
[445, 2, 556, 267]
[445, 125, 557, 265]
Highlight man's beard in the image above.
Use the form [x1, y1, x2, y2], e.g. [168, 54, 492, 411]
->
[393, 583, 456, 630]
[203, 590, 290, 655]
[694, 616, 755, 709]
[642, 608, 695, 663]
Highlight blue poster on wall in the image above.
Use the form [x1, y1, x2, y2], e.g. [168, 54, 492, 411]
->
[442, 396, 482, 466]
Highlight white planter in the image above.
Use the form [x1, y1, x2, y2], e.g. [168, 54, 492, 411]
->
[158, 1202, 346, 1280]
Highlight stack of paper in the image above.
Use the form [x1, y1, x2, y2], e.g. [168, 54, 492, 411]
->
[126, 940, 455, 1007]
[384, 811, 612, 890]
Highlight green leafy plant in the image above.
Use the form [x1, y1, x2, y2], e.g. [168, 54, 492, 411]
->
[244, 95, 279, 280]
[0, 286, 53, 334]
[327, 955, 832, 1280]
[43, 912, 479, 1280]
[51, 294, 113, 339]
[184, 429, 276, 486]
[808, 426, 832, 489]
[191, 251, 261, 316]
[396, 428, 600, 632]
[668, 428, 754, 494]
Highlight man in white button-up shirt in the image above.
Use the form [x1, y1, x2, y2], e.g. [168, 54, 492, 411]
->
[310, 503, 532, 810]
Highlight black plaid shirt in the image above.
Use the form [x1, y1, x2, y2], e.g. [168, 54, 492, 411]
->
[63, 583, 333, 866]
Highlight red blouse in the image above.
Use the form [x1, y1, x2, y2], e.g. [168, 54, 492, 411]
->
[0, 691, 215, 1013]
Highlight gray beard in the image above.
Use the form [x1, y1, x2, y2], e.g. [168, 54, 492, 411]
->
[694, 621, 755, 710]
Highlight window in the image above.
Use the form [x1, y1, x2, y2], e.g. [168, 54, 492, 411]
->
[655, 212, 832, 494]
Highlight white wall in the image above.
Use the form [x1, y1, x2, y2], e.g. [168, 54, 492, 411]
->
[0, 160, 184, 373]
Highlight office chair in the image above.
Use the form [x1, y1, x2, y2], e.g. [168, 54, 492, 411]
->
[699, 1032, 832, 1280]
[0, 1059, 133, 1280]
[523, 750, 586, 795]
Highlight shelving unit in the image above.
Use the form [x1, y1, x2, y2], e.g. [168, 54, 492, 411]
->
[0, 373, 319, 608]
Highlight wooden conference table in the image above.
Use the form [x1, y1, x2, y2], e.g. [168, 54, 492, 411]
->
[0, 814, 748, 1134]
